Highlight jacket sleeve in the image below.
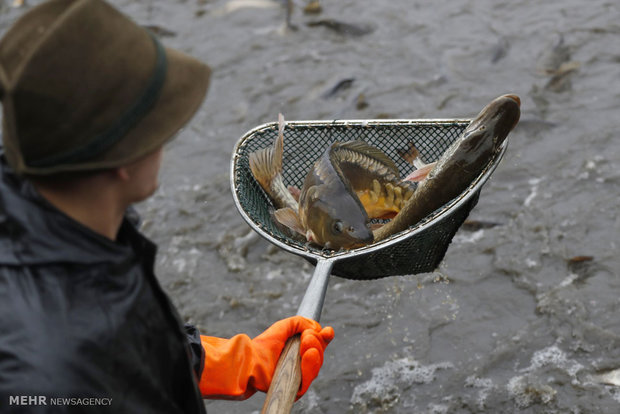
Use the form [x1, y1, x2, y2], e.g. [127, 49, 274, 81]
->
[184, 324, 205, 380]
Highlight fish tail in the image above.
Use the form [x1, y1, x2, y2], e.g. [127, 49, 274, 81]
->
[399, 141, 437, 179]
[397, 141, 420, 165]
[249, 114, 285, 190]
[249, 114, 299, 210]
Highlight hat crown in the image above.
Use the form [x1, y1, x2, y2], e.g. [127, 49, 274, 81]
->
[0, 0, 164, 173]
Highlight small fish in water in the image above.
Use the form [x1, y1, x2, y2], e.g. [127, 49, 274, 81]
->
[536, 34, 571, 75]
[321, 78, 355, 99]
[374, 94, 521, 241]
[250, 116, 416, 249]
[490, 36, 510, 64]
[303, 0, 322, 14]
[214, 0, 281, 16]
[590, 368, 620, 387]
[355, 93, 369, 110]
[461, 220, 502, 231]
[545, 61, 580, 92]
[567, 255, 594, 264]
[306, 19, 374, 37]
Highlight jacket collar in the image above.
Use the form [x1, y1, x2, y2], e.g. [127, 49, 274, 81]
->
[0, 152, 153, 266]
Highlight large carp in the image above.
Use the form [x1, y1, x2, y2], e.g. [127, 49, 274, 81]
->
[373, 94, 521, 241]
[249, 115, 413, 249]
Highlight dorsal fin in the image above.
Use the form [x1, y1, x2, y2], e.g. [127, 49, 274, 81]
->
[331, 140, 400, 176]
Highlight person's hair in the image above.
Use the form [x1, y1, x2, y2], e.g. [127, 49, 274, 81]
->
[26, 168, 113, 189]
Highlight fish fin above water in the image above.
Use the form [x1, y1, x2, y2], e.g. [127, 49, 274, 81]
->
[274, 207, 306, 236]
[403, 161, 436, 182]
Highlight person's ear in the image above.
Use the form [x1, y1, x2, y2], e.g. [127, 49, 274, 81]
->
[114, 166, 131, 182]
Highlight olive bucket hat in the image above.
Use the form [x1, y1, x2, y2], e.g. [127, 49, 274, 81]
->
[0, 0, 210, 175]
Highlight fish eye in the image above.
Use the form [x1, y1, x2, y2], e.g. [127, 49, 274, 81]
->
[332, 220, 344, 234]
[479, 125, 486, 131]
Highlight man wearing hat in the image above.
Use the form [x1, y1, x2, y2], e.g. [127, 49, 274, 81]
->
[0, 0, 333, 412]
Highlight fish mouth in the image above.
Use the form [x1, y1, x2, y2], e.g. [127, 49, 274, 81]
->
[468, 94, 521, 141]
[497, 94, 521, 131]
[346, 240, 373, 250]
[503, 94, 521, 107]
[343, 229, 374, 250]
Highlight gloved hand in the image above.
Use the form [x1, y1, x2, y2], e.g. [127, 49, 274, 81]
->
[198, 316, 334, 400]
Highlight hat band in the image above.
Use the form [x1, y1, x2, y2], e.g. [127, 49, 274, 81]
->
[27, 32, 168, 169]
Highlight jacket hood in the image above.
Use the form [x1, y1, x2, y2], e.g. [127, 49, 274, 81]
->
[0, 152, 140, 266]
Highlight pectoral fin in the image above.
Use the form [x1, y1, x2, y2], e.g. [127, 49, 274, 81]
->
[403, 161, 436, 182]
[274, 208, 306, 236]
[287, 185, 301, 201]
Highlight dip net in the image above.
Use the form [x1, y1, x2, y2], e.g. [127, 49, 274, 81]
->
[231, 119, 505, 280]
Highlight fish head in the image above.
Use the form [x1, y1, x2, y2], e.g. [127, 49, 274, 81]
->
[463, 94, 521, 154]
[303, 189, 374, 250]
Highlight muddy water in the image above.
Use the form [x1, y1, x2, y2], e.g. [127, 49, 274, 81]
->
[2, 0, 620, 412]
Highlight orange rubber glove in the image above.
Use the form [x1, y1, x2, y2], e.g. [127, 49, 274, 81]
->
[198, 316, 334, 400]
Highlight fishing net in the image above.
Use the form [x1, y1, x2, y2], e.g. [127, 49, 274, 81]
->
[231, 119, 504, 280]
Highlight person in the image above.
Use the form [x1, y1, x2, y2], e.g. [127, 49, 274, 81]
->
[0, 0, 334, 412]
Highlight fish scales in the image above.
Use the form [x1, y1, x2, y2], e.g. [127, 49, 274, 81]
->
[329, 141, 416, 220]
[331, 141, 409, 193]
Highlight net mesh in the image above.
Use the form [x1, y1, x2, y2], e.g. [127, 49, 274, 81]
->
[232, 119, 494, 280]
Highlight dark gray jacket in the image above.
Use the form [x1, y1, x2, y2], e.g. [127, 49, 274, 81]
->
[0, 153, 206, 413]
